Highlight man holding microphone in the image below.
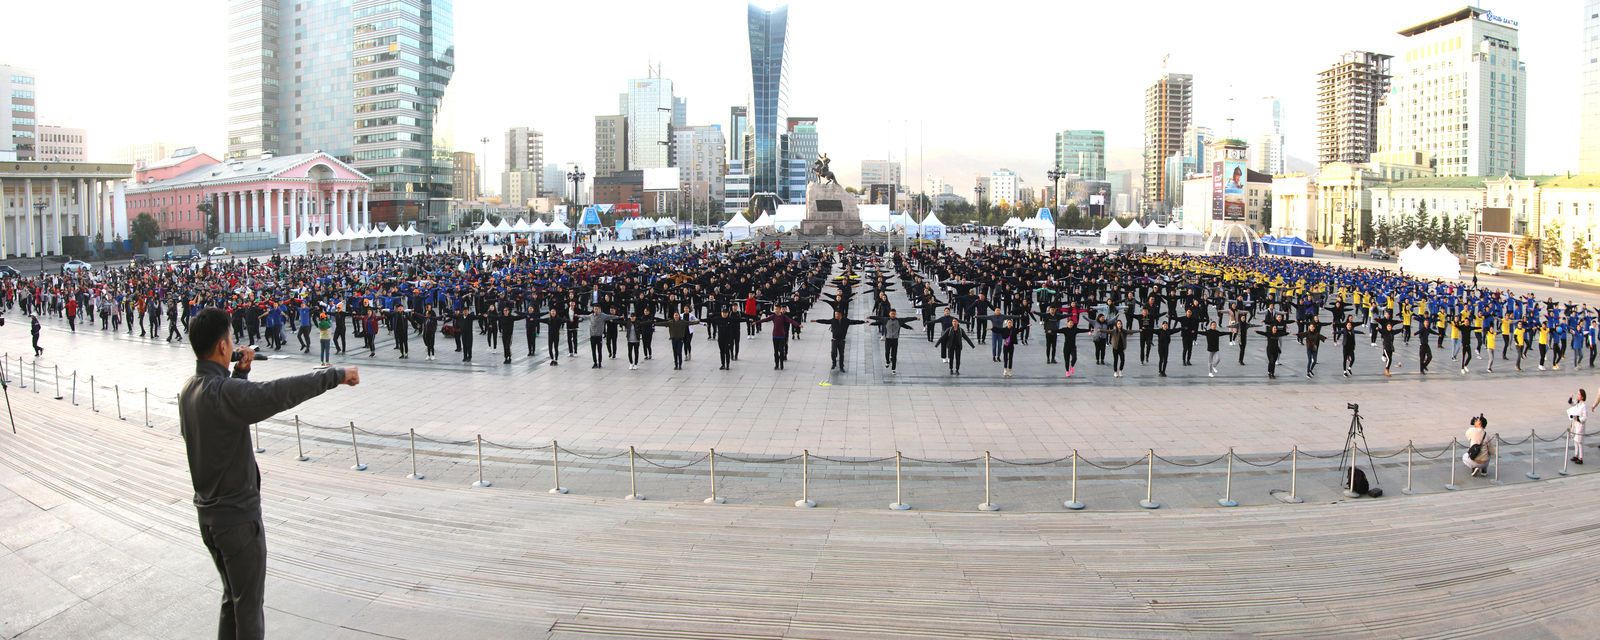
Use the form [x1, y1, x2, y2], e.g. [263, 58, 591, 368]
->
[179, 307, 360, 639]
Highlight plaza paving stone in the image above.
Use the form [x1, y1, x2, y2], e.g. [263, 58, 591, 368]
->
[1, 386, 1599, 638]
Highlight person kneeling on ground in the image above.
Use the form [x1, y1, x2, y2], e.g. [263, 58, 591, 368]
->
[1463, 414, 1493, 477]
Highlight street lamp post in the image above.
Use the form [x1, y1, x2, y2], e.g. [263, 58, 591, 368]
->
[974, 183, 986, 238]
[1047, 168, 1066, 250]
[567, 166, 586, 247]
[33, 198, 48, 275]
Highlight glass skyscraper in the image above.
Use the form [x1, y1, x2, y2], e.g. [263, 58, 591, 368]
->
[225, 0, 455, 225]
[747, 3, 789, 198]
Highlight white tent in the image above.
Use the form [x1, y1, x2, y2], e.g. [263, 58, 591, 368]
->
[546, 217, 572, 238]
[529, 218, 550, 233]
[1099, 219, 1125, 245]
[472, 219, 497, 236]
[1397, 242, 1462, 279]
[511, 217, 534, 233]
[918, 210, 946, 239]
[1002, 217, 1023, 229]
[751, 211, 775, 228]
[859, 204, 892, 232]
[773, 204, 806, 233]
[1019, 217, 1055, 236]
[723, 212, 753, 241]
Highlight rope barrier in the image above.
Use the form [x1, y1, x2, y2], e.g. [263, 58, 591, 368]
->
[353, 426, 409, 439]
[991, 454, 1074, 466]
[478, 439, 553, 451]
[412, 433, 477, 446]
[1152, 453, 1229, 467]
[707, 452, 803, 464]
[1078, 456, 1146, 472]
[811, 454, 898, 464]
[634, 452, 707, 470]
[899, 455, 982, 465]
[1233, 451, 1294, 468]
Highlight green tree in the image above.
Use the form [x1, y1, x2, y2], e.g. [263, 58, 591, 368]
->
[1373, 217, 1392, 249]
[1541, 223, 1564, 268]
[1572, 240, 1593, 271]
[1064, 202, 1083, 230]
[1339, 214, 1356, 248]
[196, 202, 218, 244]
[130, 213, 161, 251]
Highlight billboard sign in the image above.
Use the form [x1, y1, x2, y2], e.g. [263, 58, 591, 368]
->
[643, 167, 681, 191]
[1214, 144, 1248, 222]
[580, 206, 602, 226]
[613, 203, 642, 217]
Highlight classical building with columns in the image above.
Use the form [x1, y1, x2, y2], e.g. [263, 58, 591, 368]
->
[126, 149, 371, 248]
[1, 160, 131, 258]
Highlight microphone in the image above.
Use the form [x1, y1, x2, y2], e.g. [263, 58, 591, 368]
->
[231, 346, 269, 362]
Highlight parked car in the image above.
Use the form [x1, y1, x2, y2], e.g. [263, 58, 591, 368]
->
[61, 260, 92, 274]
[1474, 262, 1501, 276]
[0, 265, 19, 278]
[207, 246, 229, 256]
[1368, 248, 1393, 261]
[132, 255, 153, 267]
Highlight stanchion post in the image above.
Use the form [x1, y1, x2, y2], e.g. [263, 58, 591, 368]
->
[549, 440, 567, 494]
[293, 415, 308, 461]
[70, 371, 76, 405]
[1445, 439, 1460, 490]
[1064, 449, 1085, 510]
[795, 449, 815, 508]
[1139, 449, 1160, 509]
[1561, 428, 1573, 477]
[252, 424, 264, 454]
[89, 375, 95, 412]
[143, 387, 151, 427]
[471, 434, 491, 487]
[1218, 448, 1239, 507]
[977, 451, 999, 511]
[31, 359, 38, 393]
[407, 429, 424, 480]
[114, 384, 123, 420]
[52, 366, 62, 400]
[348, 422, 367, 471]
[703, 448, 724, 504]
[625, 446, 642, 500]
[890, 451, 910, 511]
[1282, 445, 1305, 504]
[1490, 433, 1503, 485]
[1526, 429, 1541, 480]
[1402, 441, 1417, 495]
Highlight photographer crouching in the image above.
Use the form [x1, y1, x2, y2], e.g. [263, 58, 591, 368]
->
[179, 307, 359, 639]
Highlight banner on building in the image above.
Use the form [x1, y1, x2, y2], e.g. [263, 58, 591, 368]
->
[580, 206, 602, 226]
[613, 203, 642, 217]
[1213, 144, 1248, 222]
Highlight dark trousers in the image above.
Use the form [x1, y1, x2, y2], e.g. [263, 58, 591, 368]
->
[1182, 339, 1195, 365]
[883, 338, 897, 370]
[591, 336, 604, 366]
[606, 332, 618, 358]
[422, 333, 436, 357]
[671, 337, 686, 368]
[719, 339, 735, 368]
[642, 333, 654, 359]
[527, 326, 538, 355]
[333, 330, 346, 353]
[461, 335, 473, 361]
[1111, 349, 1124, 372]
[1420, 343, 1432, 373]
[949, 348, 963, 373]
[1044, 334, 1058, 363]
[567, 329, 578, 354]
[297, 326, 311, 351]
[830, 339, 847, 370]
[628, 342, 640, 365]
[200, 517, 267, 640]
[547, 332, 561, 361]
[1267, 345, 1280, 375]
[1064, 342, 1078, 370]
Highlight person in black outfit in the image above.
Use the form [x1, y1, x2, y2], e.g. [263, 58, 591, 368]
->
[456, 308, 476, 363]
[332, 305, 348, 354]
[938, 322, 977, 374]
[1298, 320, 1326, 378]
[1417, 319, 1436, 375]
[814, 311, 868, 372]
[179, 308, 358, 640]
[540, 309, 566, 366]
[390, 303, 411, 359]
[419, 306, 439, 361]
[1339, 319, 1362, 377]
[564, 302, 582, 356]
[524, 301, 541, 357]
[708, 309, 744, 370]
[1059, 318, 1089, 377]
[1155, 320, 1182, 377]
[1258, 323, 1287, 379]
[495, 304, 520, 364]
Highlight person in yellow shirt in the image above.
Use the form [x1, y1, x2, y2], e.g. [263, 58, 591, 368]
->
[1538, 324, 1552, 370]
[1484, 327, 1497, 373]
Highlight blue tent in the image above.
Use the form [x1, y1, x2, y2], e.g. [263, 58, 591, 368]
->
[1036, 207, 1054, 224]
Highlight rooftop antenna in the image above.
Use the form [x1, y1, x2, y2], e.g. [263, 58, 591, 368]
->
[1225, 85, 1237, 140]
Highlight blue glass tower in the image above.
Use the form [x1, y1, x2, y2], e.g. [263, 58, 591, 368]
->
[747, 3, 789, 199]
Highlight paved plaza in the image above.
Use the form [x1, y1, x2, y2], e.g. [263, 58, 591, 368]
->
[2, 386, 1600, 639]
[6, 240, 1600, 638]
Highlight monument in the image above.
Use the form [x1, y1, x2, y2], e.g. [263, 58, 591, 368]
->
[800, 154, 863, 236]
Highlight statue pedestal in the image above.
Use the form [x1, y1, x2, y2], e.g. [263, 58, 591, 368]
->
[801, 181, 862, 236]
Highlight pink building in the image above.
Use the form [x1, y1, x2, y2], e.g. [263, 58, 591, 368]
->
[125, 148, 372, 246]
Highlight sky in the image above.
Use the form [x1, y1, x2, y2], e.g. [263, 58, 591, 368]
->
[0, 0, 1582, 201]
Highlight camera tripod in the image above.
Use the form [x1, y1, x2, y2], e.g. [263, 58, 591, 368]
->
[1337, 403, 1379, 498]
